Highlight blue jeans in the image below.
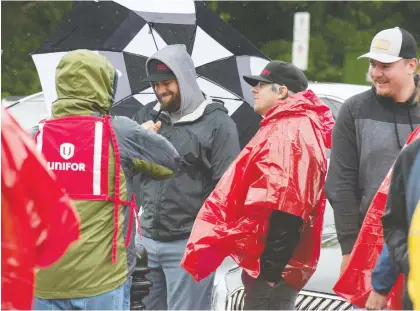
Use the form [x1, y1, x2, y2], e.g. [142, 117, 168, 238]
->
[32, 277, 132, 310]
[137, 235, 215, 310]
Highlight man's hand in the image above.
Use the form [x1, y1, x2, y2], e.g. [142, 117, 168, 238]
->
[142, 121, 162, 133]
[340, 254, 351, 275]
[267, 281, 275, 288]
[365, 290, 387, 310]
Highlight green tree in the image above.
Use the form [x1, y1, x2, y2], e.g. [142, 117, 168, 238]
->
[207, 1, 420, 84]
[2, 1, 420, 97]
[1, 1, 73, 98]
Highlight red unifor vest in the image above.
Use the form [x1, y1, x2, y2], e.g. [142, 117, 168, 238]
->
[35, 115, 139, 264]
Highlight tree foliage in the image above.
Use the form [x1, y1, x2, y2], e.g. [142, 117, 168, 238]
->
[207, 1, 420, 83]
[1, 1, 73, 98]
[2, 1, 420, 97]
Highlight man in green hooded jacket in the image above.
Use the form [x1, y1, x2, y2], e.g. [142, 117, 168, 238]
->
[31, 49, 180, 310]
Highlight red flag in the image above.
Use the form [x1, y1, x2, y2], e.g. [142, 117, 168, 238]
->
[1, 107, 80, 310]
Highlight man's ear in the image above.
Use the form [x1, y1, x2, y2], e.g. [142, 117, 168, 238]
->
[276, 85, 288, 100]
[407, 58, 419, 75]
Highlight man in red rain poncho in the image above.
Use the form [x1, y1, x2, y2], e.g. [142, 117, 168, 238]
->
[1, 106, 80, 310]
[181, 60, 334, 310]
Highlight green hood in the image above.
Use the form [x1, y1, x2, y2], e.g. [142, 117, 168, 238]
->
[52, 49, 116, 118]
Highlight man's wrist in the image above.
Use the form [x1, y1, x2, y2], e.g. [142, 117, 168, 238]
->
[340, 236, 357, 255]
[373, 288, 390, 296]
[260, 267, 282, 285]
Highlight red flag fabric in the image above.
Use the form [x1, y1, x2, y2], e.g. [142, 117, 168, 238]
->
[1, 107, 80, 310]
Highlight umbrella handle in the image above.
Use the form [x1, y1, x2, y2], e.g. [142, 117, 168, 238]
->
[153, 109, 162, 122]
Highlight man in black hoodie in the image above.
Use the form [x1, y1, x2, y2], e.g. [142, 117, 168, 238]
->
[325, 27, 419, 309]
[133, 45, 240, 310]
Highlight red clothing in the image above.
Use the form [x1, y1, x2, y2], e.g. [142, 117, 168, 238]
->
[1, 107, 80, 310]
[181, 90, 334, 290]
[334, 126, 420, 310]
[36, 115, 138, 263]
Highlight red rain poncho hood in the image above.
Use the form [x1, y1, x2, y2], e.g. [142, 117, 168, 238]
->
[181, 90, 334, 290]
[334, 126, 420, 310]
[1, 107, 80, 310]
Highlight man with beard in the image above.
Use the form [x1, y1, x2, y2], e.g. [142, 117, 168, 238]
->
[325, 27, 420, 309]
[133, 44, 240, 310]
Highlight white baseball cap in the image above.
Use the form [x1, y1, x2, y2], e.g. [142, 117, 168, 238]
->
[358, 27, 417, 63]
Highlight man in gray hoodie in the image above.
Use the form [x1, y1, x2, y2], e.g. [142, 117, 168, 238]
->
[133, 44, 240, 310]
[325, 27, 419, 309]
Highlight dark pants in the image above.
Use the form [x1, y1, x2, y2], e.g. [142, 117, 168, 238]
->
[242, 271, 298, 310]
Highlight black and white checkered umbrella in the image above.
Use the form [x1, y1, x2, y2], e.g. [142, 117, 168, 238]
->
[32, 0, 270, 147]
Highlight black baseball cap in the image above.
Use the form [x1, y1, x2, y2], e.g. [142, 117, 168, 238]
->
[358, 27, 417, 63]
[142, 59, 177, 82]
[243, 60, 308, 93]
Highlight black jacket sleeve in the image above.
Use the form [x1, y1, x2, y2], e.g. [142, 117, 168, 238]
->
[260, 211, 303, 283]
[324, 101, 361, 255]
[382, 139, 420, 276]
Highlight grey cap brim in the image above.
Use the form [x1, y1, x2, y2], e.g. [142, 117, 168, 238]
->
[243, 75, 273, 87]
[141, 73, 177, 83]
[357, 52, 402, 64]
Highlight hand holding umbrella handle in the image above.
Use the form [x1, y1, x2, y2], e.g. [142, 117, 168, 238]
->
[153, 109, 162, 122]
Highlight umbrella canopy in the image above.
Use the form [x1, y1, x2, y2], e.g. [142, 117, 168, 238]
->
[32, 0, 270, 148]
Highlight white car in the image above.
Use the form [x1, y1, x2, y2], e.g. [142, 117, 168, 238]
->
[7, 82, 371, 311]
[5, 92, 47, 129]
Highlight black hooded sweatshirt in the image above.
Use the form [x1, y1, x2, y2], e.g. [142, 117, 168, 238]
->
[325, 75, 420, 255]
